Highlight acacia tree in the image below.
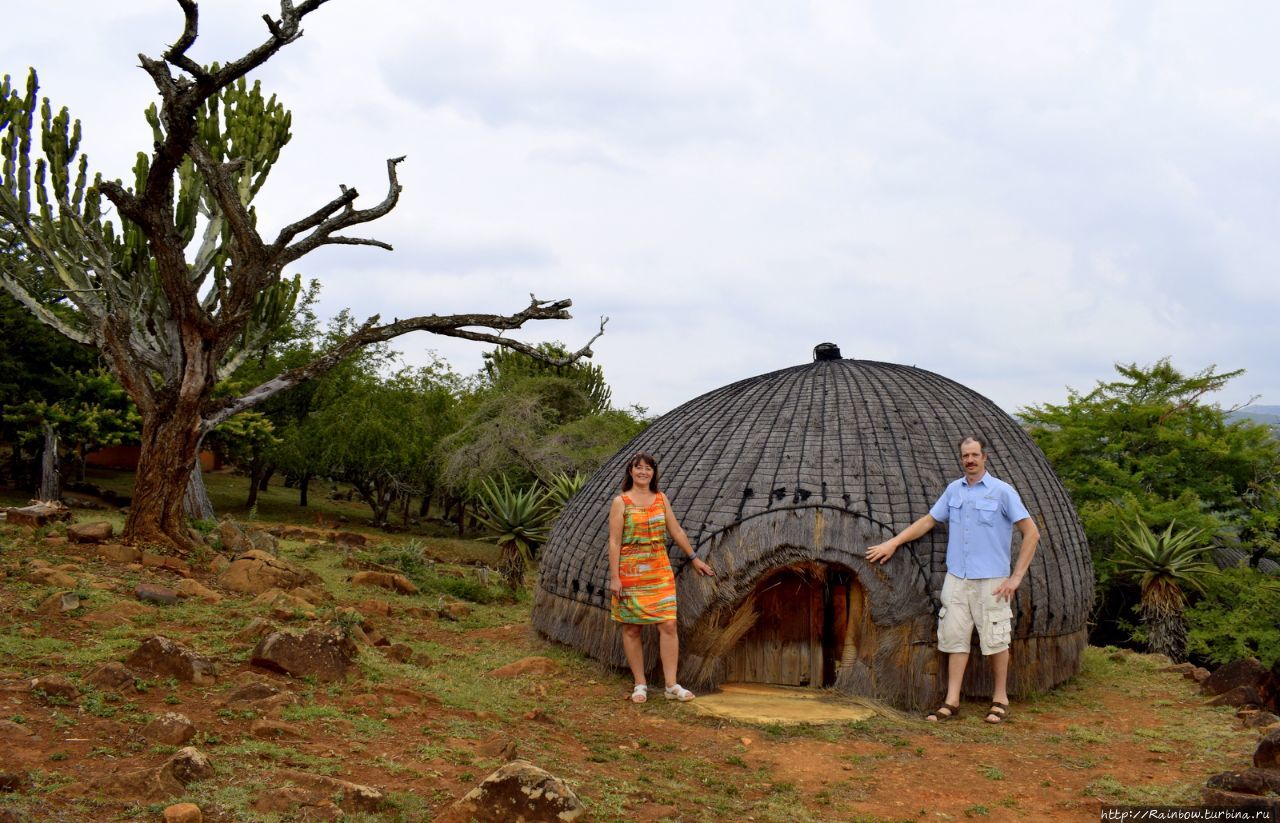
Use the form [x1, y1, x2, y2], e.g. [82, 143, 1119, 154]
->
[0, 1, 601, 550]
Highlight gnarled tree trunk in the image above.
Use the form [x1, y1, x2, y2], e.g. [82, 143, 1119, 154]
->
[125, 398, 204, 551]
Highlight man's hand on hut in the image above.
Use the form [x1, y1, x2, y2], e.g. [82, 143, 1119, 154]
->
[865, 542, 898, 564]
[690, 557, 715, 577]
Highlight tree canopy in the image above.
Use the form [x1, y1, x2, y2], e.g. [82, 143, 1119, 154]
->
[0, 0, 602, 549]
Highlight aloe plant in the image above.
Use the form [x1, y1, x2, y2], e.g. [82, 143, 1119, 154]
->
[546, 470, 588, 516]
[474, 477, 553, 593]
[1115, 518, 1219, 661]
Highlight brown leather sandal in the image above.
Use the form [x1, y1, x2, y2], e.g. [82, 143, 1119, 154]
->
[984, 702, 1009, 724]
[925, 702, 960, 722]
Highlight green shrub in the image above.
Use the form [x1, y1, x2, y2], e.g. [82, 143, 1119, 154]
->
[1185, 567, 1280, 668]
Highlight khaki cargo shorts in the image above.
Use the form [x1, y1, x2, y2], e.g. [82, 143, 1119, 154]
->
[937, 573, 1013, 655]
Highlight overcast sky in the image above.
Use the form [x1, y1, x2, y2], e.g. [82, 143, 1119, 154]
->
[3, 1, 1277, 416]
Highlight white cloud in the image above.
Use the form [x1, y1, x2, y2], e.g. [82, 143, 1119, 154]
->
[2, 0, 1276, 417]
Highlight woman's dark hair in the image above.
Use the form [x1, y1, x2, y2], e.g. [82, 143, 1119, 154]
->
[621, 452, 660, 492]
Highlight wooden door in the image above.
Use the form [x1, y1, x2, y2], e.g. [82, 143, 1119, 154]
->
[723, 563, 853, 687]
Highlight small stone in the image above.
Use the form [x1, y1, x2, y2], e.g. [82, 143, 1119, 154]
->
[384, 644, 413, 663]
[143, 713, 197, 746]
[436, 759, 584, 823]
[0, 771, 33, 792]
[355, 599, 393, 617]
[125, 636, 217, 684]
[86, 662, 138, 690]
[234, 617, 277, 643]
[173, 579, 222, 604]
[95, 542, 142, 563]
[135, 583, 179, 605]
[350, 571, 419, 595]
[36, 591, 80, 615]
[141, 554, 193, 577]
[250, 627, 359, 682]
[29, 675, 78, 705]
[438, 602, 472, 622]
[68, 521, 113, 544]
[164, 747, 214, 785]
[163, 803, 202, 823]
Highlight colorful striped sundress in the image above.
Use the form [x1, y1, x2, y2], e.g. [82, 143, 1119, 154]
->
[610, 492, 677, 624]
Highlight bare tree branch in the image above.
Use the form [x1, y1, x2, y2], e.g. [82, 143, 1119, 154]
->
[277, 157, 404, 265]
[163, 0, 207, 81]
[201, 298, 607, 432]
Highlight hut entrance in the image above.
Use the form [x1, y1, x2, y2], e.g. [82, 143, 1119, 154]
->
[722, 562, 863, 688]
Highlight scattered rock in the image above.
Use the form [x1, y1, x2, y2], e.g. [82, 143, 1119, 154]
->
[355, 599, 393, 618]
[220, 681, 281, 706]
[1243, 712, 1280, 729]
[25, 567, 76, 588]
[331, 531, 368, 547]
[83, 601, 151, 628]
[489, 657, 558, 678]
[247, 529, 277, 552]
[91, 763, 184, 801]
[1208, 685, 1262, 708]
[350, 571, 419, 595]
[3, 502, 71, 528]
[141, 554, 193, 577]
[1257, 728, 1280, 770]
[36, 591, 80, 615]
[251, 627, 358, 682]
[1201, 788, 1279, 812]
[174, 578, 222, 604]
[125, 636, 217, 684]
[29, 675, 78, 705]
[216, 520, 251, 554]
[271, 769, 385, 814]
[1206, 768, 1280, 795]
[1203, 658, 1271, 697]
[438, 602, 473, 622]
[252, 786, 342, 821]
[435, 759, 585, 823]
[163, 803, 203, 823]
[68, 521, 113, 543]
[165, 747, 214, 785]
[289, 586, 329, 605]
[478, 736, 519, 761]
[218, 549, 322, 595]
[143, 713, 197, 746]
[234, 617, 277, 644]
[384, 644, 413, 663]
[0, 771, 32, 793]
[95, 543, 142, 564]
[86, 662, 138, 690]
[135, 583, 180, 605]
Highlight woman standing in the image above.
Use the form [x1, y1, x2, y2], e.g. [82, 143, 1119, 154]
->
[608, 452, 715, 703]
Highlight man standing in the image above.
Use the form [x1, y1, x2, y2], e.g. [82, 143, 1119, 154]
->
[865, 436, 1040, 724]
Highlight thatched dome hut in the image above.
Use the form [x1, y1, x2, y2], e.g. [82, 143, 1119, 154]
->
[532, 345, 1093, 709]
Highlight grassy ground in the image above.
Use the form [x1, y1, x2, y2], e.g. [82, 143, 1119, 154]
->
[0, 474, 1268, 821]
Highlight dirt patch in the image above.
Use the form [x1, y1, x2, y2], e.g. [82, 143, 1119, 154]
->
[0, 525, 1262, 822]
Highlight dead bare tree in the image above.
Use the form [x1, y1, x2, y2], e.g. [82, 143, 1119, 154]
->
[0, 0, 603, 550]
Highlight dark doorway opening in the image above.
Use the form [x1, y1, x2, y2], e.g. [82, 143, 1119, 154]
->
[722, 562, 864, 688]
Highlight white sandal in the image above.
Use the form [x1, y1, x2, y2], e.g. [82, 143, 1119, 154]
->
[664, 684, 695, 702]
[629, 683, 648, 703]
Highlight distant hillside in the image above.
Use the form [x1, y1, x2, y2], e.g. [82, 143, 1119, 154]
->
[1228, 404, 1280, 435]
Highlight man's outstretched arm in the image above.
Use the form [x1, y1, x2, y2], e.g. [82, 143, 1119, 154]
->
[866, 514, 938, 564]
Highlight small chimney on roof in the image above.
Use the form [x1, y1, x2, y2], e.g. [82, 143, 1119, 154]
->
[813, 342, 842, 362]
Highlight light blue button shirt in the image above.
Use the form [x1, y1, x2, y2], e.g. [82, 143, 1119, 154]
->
[928, 472, 1031, 580]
